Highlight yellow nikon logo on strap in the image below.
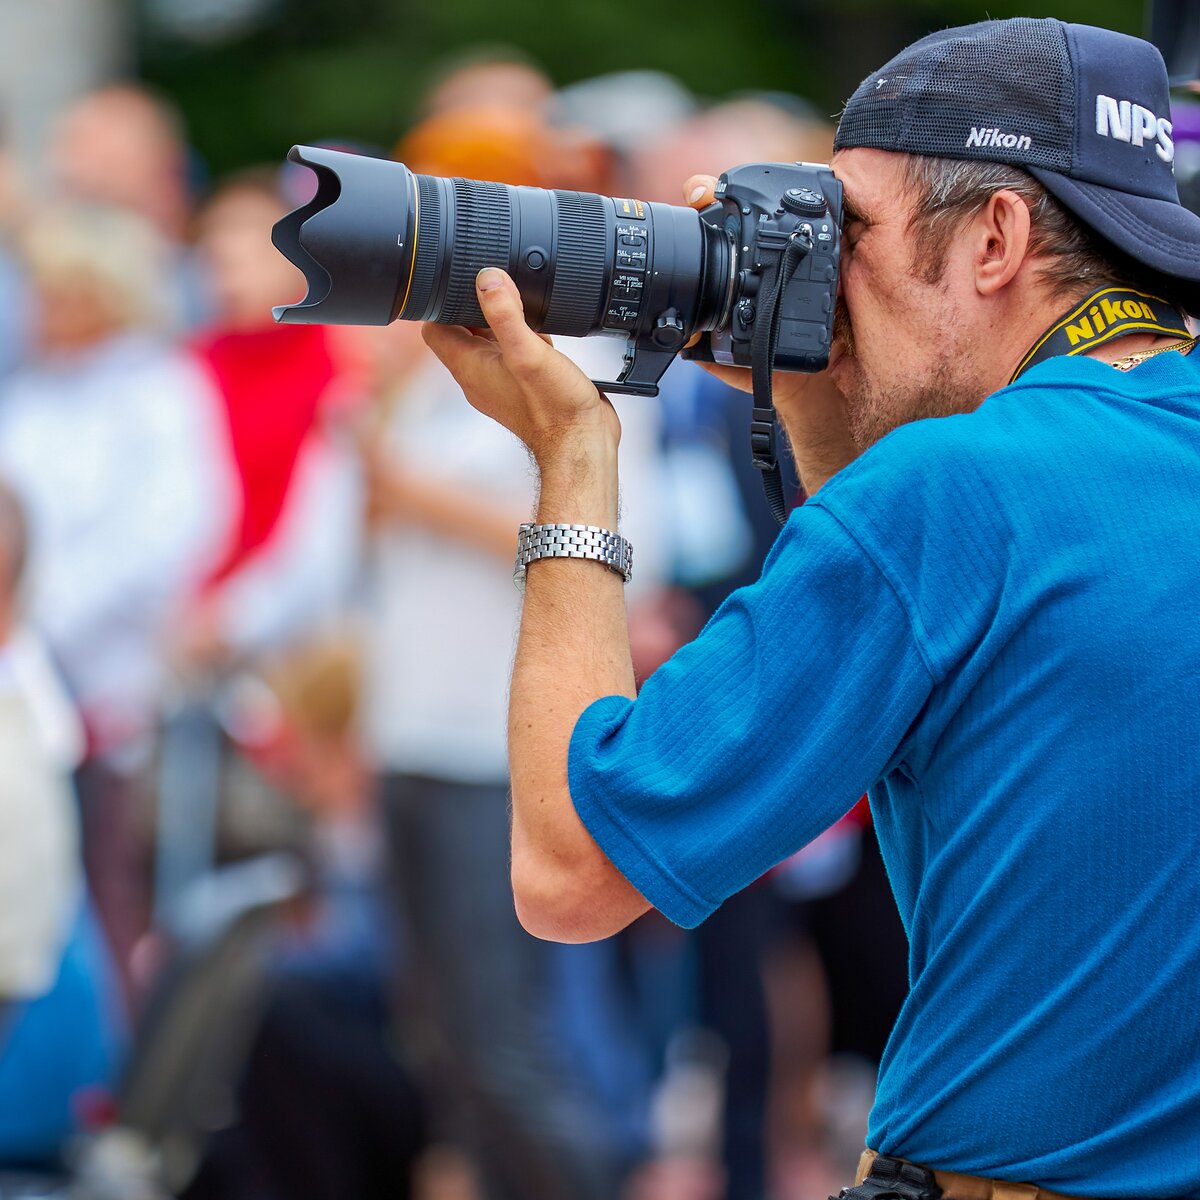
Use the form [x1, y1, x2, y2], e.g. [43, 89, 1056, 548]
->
[1008, 286, 1190, 385]
[1065, 296, 1157, 345]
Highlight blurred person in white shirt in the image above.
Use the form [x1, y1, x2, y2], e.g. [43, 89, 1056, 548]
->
[0, 480, 83, 1001]
[0, 479, 124, 1164]
[0, 204, 230, 993]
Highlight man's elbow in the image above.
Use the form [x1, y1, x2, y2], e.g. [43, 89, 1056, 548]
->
[511, 855, 648, 943]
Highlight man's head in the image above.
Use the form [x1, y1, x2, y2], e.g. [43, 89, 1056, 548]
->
[419, 50, 553, 120]
[195, 170, 305, 331]
[632, 95, 833, 205]
[828, 19, 1200, 450]
[49, 84, 192, 240]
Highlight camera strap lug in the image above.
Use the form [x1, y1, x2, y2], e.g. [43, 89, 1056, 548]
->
[750, 226, 812, 525]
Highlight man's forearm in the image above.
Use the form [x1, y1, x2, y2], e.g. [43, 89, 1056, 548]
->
[507, 437, 649, 941]
[420, 270, 653, 939]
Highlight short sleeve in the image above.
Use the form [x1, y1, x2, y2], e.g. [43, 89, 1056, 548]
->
[568, 504, 934, 927]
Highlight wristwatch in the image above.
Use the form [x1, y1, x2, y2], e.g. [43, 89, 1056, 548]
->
[513, 522, 633, 591]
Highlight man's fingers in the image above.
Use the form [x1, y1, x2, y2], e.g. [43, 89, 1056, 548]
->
[476, 267, 545, 373]
[683, 174, 719, 210]
[422, 321, 499, 395]
[422, 321, 476, 354]
[422, 321, 479, 364]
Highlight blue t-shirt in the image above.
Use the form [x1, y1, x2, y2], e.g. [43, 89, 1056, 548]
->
[569, 351, 1200, 1199]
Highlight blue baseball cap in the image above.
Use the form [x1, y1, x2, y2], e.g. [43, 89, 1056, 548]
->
[834, 18, 1200, 312]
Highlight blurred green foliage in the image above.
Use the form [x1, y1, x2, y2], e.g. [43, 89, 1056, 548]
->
[137, 0, 1144, 179]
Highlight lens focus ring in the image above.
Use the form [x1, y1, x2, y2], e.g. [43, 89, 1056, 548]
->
[441, 178, 512, 327]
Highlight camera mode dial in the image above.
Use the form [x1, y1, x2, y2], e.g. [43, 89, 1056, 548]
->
[781, 187, 826, 217]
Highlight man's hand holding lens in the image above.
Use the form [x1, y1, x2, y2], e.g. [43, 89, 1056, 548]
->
[423, 268, 622, 529]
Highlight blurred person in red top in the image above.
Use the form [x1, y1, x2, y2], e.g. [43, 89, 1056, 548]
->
[179, 170, 361, 672]
[171, 170, 433, 1200]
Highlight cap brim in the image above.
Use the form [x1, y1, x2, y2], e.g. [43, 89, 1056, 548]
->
[1028, 166, 1200, 314]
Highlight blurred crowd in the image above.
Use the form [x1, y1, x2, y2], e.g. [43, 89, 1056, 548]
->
[11, 48, 1195, 1200]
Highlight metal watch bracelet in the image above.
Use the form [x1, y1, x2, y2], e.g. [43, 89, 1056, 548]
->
[513, 522, 633, 592]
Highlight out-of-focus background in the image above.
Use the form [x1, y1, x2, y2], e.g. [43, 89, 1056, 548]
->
[0, 2, 1194, 1199]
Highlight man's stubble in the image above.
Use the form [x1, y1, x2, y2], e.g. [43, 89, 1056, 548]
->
[832, 296, 987, 452]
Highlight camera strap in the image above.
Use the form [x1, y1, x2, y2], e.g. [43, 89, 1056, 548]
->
[751, 227, 814, 526]
[1009, 286, 1190, 384]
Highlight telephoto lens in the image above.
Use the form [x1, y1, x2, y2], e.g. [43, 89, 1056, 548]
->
[271, 144, 733, 393]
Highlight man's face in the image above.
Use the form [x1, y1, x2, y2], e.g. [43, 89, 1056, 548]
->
[828, 148, 989, 450]
[50, 93, 180, 232]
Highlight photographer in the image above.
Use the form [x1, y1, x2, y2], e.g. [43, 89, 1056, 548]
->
[423, 18, 1200, 1200]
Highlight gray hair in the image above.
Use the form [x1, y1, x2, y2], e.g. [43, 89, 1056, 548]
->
[903, 156, 1184, 307]
[21, 204, 171, 333]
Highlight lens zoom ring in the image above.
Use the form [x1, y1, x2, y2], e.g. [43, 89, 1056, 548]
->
[544, 192, 607, 335]
[401, 174, 442, 320]
[441, 179, 512, 327]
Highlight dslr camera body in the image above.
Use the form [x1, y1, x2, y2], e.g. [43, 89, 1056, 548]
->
[687, 163, 841, 382]
[272, 146, 842, 399]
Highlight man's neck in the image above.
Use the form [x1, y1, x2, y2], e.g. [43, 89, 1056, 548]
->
[988, 283, 1076, 392]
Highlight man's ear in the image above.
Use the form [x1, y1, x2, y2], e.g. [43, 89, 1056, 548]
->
[973, 189, 1032, 296]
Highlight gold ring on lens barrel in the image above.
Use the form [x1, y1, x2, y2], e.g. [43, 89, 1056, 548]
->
[397, 170, 419, 318]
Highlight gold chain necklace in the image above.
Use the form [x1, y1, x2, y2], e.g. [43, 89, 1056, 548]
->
[1109, 337, 1198, 372]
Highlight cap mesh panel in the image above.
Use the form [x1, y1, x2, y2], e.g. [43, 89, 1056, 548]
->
[835, 19, 1074, 171]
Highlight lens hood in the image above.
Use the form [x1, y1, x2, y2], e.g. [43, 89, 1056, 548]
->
[272, 145, 415, 325]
